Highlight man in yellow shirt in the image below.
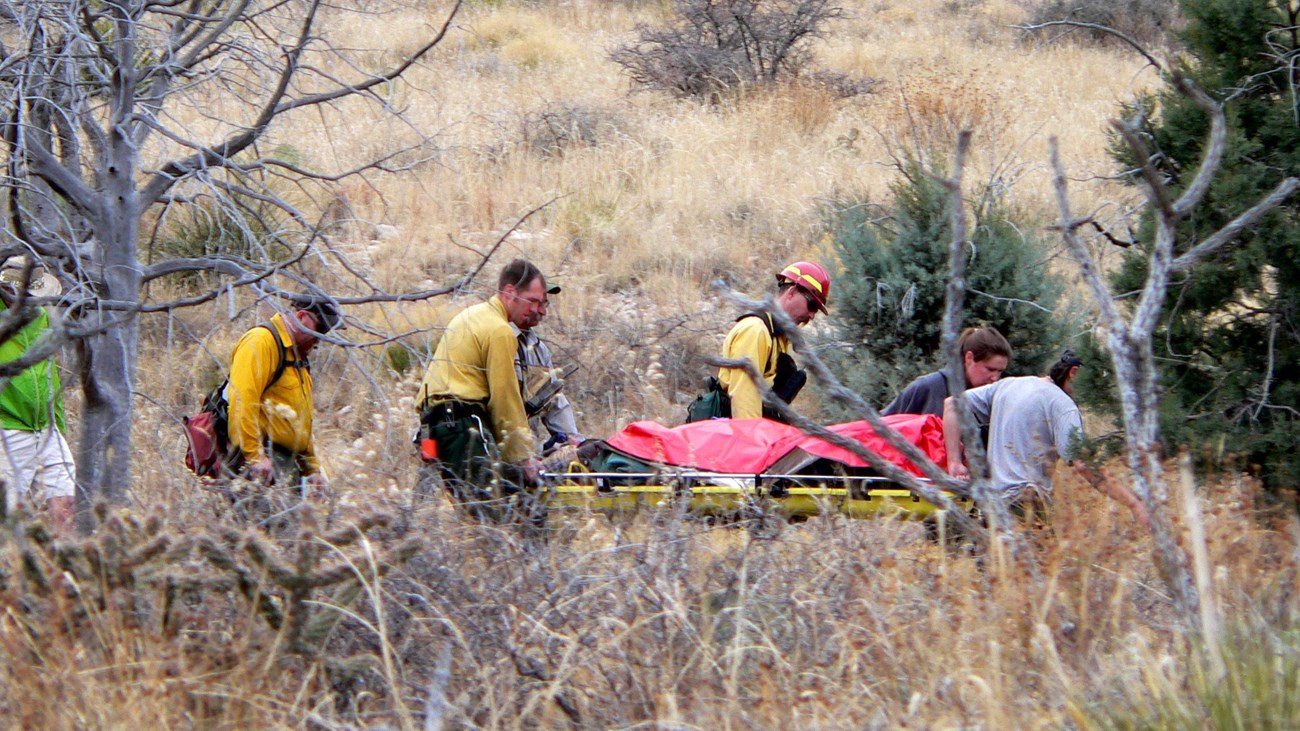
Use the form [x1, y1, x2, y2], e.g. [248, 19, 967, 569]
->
[417, 259, 552, 498]
[227, 294, 342, 489]
[704, 261, 830, 421]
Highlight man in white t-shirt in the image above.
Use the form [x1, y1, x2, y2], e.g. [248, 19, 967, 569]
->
[943, 351, 1148, 527]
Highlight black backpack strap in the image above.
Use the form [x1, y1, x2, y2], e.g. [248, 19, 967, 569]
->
[210, 323, 299, 472]
[258, 322, 294, 389]
[203, 323, 291, 413]
[737, 312, 779, 376]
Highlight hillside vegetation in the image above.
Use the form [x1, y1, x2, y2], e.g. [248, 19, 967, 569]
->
[6, 0, 1297, 728]
[140, 0, 1159, 482]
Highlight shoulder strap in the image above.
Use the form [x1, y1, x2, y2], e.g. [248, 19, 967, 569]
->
[209, 324, 295, 418]
[737, 312, 779, 375]
[258, 323, 292, 389]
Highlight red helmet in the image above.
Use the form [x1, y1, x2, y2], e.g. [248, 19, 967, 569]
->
[776, 261, 830, 313]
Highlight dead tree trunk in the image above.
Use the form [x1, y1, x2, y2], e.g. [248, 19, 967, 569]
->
[938, 131, 1023, 562]
[1048, 73, 1299, 619]
[0, 0, 461, 530]
[74, 221, 141, 522]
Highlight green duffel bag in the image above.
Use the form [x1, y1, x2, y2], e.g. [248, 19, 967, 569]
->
[685, 377, 731, 423]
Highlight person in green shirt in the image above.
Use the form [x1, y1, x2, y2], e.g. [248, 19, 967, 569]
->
[0, 262, 73, 534]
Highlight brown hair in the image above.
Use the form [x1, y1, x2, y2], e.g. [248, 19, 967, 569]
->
[498, 258, 545, 292]
[959, 326, 1011, 363]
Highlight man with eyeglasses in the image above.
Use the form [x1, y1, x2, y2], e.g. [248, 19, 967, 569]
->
[511, 280, 583, 455]
[690, 261, 830, 422]
[227, 293, 343, 490]
[416, 259, 552, 503]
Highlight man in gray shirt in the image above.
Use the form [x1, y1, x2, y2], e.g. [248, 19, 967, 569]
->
[509, 278, 583, 450]
[515, 326, 581, 445]
[943, 351, 1148, 526]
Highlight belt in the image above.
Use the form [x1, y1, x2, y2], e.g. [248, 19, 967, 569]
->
[421, 399, 488, 424]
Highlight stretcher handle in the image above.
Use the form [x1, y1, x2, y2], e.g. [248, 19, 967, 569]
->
[540, 471, 926, 485]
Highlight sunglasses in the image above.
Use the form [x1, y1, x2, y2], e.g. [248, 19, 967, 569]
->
[801, 290, 822, 312]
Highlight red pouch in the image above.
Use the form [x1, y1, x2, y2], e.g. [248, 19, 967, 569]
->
[184, 411, 224, 477]
[419, 438, 438, 462]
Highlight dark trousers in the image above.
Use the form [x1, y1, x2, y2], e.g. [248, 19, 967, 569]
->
[417, 401, 541, 526]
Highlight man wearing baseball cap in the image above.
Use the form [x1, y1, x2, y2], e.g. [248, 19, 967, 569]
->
[942, 350, 1149, 528]
[227, 292, 344, 490]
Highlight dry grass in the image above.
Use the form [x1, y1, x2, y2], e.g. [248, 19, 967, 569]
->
[280, 0, 1156, 433]
[2, 466, 1295, 728]
[9, 0, 1286, 726]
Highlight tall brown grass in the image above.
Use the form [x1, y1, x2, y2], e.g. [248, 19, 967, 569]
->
[3, 467, 1296, 728]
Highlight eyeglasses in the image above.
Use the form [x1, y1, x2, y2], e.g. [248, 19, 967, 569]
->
[517, 294, 549, 309]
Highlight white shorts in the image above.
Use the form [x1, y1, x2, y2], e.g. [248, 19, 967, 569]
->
[0, 427, 77, 512]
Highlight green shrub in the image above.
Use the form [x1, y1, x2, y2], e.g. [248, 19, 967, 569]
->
[385, 343, 413, 376]
[824, 157, 1076, 414]
[152, 192, 293, 290]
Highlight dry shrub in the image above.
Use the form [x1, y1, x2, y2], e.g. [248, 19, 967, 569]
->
[4, 461, 1293, 728]
[500, 32, 581, 69]
[1024, 0, 1181, 48]
[882, 66, 1012, 152]
[519, 103, 627, 157]
[0, 496, 424, 728]
[873, 3, 918, 24]
[611, 0, 848, 100]
[739, 80, 853, 138]
[462, 8, 543, 49]
[805, 68, 880, 100]
[558, 292, 719, 431]
[464, 8, 580, 68]
[963, 0, 1029, 44]
[552, 193, 628, 255]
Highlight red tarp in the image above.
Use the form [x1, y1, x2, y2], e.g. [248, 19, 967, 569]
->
[604, 414, 946, 477]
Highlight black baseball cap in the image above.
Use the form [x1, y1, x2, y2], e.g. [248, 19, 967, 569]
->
[291, 294, 344, 333]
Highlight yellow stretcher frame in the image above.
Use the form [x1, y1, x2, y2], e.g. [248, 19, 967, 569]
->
[541, 471, 970, 520]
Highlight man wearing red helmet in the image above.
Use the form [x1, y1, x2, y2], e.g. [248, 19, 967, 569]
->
[694, 261, 830, 422]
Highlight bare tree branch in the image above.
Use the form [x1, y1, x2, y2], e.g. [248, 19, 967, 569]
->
[1112, 117, 1176, 222]
[1015, 20, 1164, 70]
[1169, 74, 1228, 219]
[1049, 138, 1127, 334]
[935, 130, 1028, 566]
[1171, 176, 1300, 272]
[708, 284, 985, 543]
